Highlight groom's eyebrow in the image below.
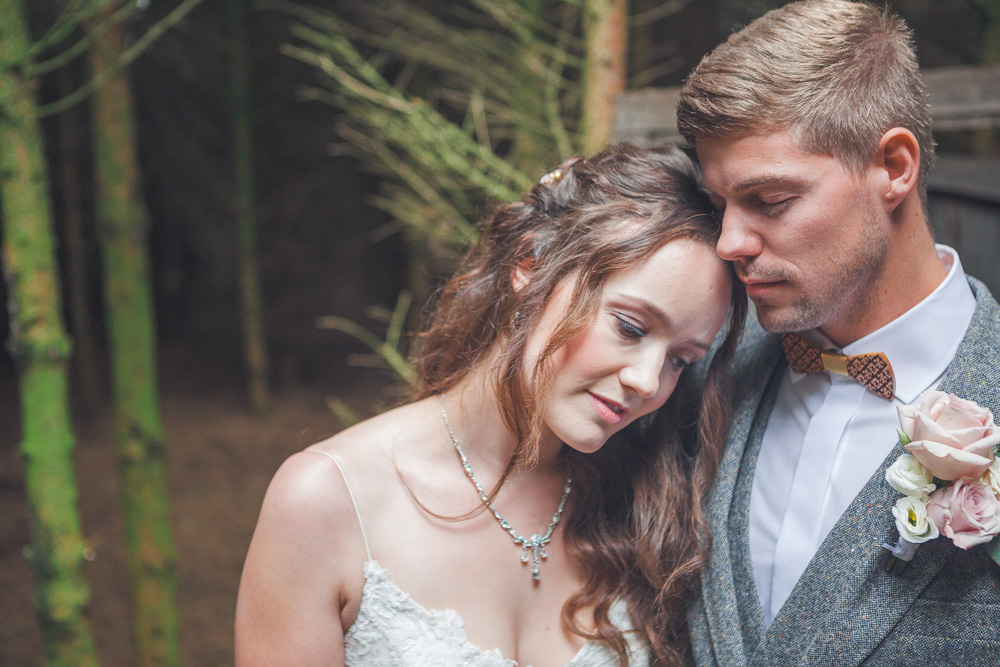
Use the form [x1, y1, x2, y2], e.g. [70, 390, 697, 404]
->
[731, 175, 794, 193]
[702, 175, 794, 200]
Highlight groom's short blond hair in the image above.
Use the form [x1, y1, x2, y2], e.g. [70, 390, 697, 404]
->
[676, 0, 934, 200]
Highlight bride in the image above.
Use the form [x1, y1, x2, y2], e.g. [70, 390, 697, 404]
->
[235, 143, 745, 666]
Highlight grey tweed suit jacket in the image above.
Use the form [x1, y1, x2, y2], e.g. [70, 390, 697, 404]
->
[689, 276, 1000, 666]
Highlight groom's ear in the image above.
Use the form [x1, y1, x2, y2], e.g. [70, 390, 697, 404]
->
[875, 127, 920, 212]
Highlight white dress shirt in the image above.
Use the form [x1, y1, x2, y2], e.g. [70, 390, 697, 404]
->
[749, 246, 976, 626]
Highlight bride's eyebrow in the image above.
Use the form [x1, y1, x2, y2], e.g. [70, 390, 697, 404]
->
[612, 294, 713, 352]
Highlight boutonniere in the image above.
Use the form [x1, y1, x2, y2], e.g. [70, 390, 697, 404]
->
[882, 389, 1000, 573]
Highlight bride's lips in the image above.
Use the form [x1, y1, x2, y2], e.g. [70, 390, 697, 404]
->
[588, 392, 630, 425]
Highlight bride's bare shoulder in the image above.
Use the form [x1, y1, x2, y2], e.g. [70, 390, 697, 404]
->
[305, 397, 440, 472]
[254, 398, 435, 526]
[236, 403, 441, 660]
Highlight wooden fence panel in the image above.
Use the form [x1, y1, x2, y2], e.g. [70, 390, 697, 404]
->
[614, 64, 1000, 143]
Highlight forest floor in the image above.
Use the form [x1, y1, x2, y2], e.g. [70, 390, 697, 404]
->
[0, 343, 391, 666]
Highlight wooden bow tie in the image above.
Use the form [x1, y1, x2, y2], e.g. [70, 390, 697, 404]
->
[781, 333, 896, 400]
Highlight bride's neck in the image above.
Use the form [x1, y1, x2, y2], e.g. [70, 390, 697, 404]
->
[443, 372, 563, 480]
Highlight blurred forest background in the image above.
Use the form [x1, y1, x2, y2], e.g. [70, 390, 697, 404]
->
[2, 0, 998, 665]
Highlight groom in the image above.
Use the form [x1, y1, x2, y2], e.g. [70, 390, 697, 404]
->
[676, 1, 1000, 664]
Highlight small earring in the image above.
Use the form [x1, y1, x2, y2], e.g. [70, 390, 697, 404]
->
[512, 310, 521, 327]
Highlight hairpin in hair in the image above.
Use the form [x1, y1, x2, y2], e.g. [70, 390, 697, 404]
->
[539, 168, 563, 185]
[540, 157, 587, 186]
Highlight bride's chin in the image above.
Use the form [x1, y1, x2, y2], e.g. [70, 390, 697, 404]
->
[562, 436, 610, 456]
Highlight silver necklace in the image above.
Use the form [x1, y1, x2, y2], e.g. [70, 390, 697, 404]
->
[439, 394, 572, 581]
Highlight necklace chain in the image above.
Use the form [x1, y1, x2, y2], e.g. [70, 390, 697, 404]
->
[439, 394, 572, 581]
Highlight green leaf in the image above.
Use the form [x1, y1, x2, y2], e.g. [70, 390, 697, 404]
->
[896, 429, 912, 446]
[985, 537, 1000, 569]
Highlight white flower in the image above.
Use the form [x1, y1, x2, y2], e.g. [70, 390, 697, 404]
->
[891, 495, 940, 543]
[885, 453, 936, 498]
[985, 457, 1000, 499]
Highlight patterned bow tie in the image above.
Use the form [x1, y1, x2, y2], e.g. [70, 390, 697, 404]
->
[781, 333, 896, 400]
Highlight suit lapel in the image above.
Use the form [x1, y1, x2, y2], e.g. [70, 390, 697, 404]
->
[694, 326, 783, 666]
[752, 277, 1000, 666]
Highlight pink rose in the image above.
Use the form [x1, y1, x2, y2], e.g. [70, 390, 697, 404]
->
[925, 478, 1000, 549]
[899, 390, 1000, 481]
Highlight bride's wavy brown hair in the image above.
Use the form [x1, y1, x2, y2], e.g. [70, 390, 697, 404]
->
[411, 143, 746, 666]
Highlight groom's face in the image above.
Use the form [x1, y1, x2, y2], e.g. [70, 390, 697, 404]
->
[697, 129, 890, 344]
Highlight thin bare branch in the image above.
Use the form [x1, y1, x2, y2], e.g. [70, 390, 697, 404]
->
[36, 0, 206, 117]
[28, 1, 135, 77]
[21, 0, 123, 62]
[629, 0, 694, 27]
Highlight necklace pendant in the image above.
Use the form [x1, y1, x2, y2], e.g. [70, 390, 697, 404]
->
[526, 533, 546, 581]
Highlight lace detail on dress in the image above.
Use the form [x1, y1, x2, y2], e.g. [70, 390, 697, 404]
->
[343, 561, 650, 667]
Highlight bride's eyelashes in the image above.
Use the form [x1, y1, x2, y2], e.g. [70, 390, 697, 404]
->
[613, 315, 646, 339]
[669, 354, 692, 371]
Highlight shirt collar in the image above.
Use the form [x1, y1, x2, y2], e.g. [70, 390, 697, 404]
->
[790, 245, 976, 403]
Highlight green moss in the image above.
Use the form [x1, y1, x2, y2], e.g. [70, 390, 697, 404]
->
[1, 5, 99, 663]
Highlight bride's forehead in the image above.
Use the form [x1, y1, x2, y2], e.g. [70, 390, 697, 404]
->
[606, 238, 720, 279]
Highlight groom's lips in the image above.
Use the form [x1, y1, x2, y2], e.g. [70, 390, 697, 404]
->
[741, 276, 785, 298]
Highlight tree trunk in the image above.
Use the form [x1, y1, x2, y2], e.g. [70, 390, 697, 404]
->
[88, 17, 181, 667]
[231, 0, 270, 411]
[0, 3, 100, 664]
[58, 64, 102, 414]
[581, 0, 628, 154]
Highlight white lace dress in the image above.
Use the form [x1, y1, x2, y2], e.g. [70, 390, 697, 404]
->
[344, 560, 649, 666]
[311, 450, 651, 667]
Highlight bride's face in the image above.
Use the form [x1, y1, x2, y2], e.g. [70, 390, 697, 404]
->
[524, 237, 732, 454]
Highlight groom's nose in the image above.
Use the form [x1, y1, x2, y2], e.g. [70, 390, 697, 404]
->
[716, 208, 763, 262]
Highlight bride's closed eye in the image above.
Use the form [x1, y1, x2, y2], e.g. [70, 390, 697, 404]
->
[614, 315, 645, 339]
[669, 354, 692, 371]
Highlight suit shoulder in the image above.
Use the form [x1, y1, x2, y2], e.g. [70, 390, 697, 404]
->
[947, 276, 1000, 414]
[968, 275, 1000, 332]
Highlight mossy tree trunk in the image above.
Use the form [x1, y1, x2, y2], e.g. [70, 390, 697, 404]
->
[231, 0, 270, 412]
[88, 16, 181, 667]
[0, 3, 100, 664]
[581, 0, 628, 154]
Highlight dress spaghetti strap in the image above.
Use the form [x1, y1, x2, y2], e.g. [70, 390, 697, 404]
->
[303, 449, 372, 561]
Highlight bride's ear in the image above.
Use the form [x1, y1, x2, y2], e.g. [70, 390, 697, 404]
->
[511, 235, 536, 292]
[511, 256, 534, 292]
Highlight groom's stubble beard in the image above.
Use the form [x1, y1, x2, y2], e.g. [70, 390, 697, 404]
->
[751, 186, 890, 335]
